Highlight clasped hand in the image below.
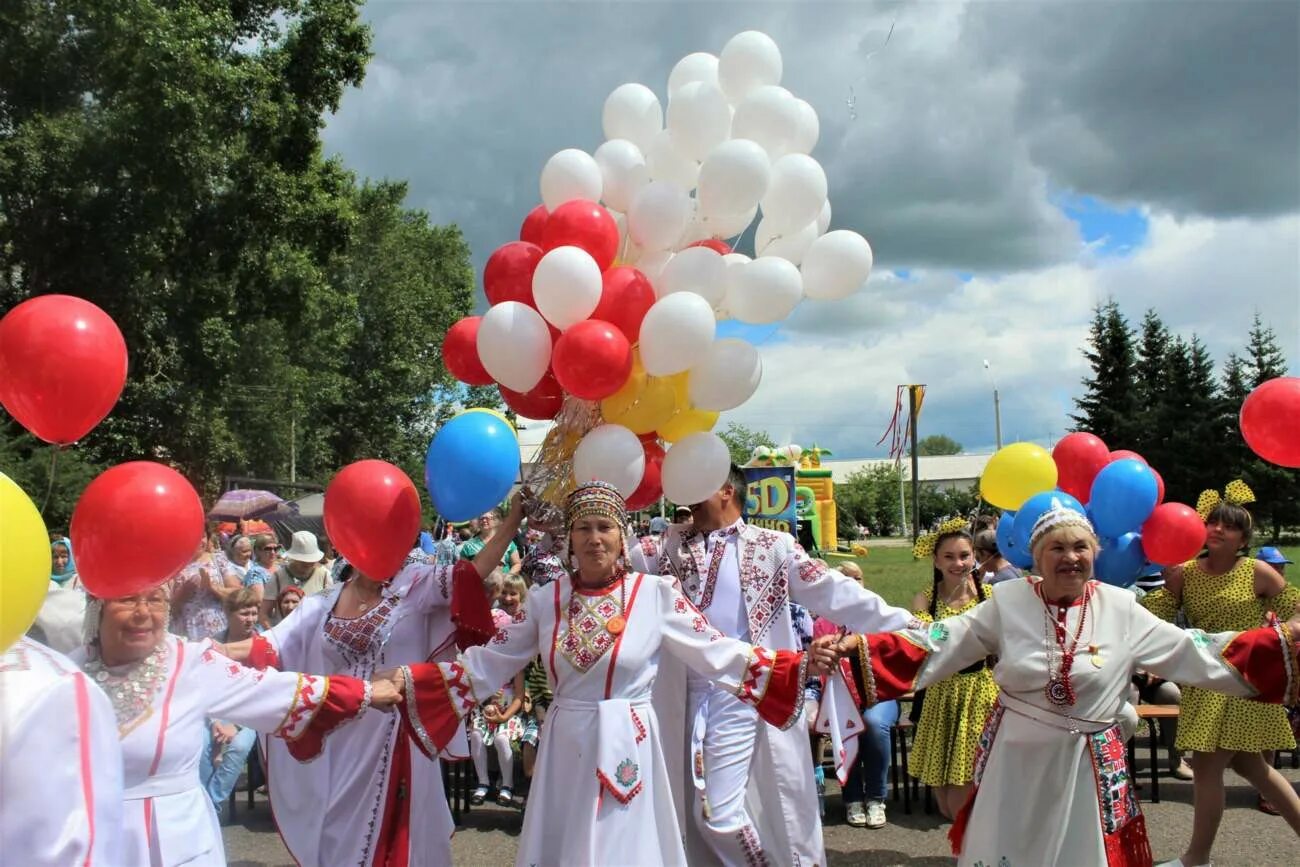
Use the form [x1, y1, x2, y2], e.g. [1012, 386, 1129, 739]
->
[369, 667, 407, 710]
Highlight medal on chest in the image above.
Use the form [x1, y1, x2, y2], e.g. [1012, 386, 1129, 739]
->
[1040, 585, 1094, 708]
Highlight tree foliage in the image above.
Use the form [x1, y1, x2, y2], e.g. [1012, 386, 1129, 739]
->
[717, 422, 777, 467]
[1073, 306, 1297, 541]
[917, 434, 963, 456]
[0, 1, 479, 502]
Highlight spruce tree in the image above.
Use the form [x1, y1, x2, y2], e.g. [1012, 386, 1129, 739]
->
[1133, 309, 1170, 467]
[1236, 316, 1298, 541]
[1071, 300, 1139, 447]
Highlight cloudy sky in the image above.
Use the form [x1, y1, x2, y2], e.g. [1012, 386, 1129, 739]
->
[322, 0, 1299, 458]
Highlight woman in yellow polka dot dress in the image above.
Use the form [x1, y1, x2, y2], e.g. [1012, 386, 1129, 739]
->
[1143, 483, 1300, 867]
[907, 523, 999, 820]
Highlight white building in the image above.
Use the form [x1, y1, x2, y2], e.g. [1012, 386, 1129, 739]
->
[821, 453, 992, 491]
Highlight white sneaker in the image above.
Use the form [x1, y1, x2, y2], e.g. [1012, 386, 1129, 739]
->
[865, 799, 887, 828]
[845, 801, 867, 827]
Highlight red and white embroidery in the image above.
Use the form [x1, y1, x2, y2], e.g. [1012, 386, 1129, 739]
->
[559, 592, 622, 673]
[632, 707, 647, 744]
[275, 673, 327, 739]
[736, 823, 769, 867]
[443, 662, 477, 715]
[673, 596, 688, 614]
[797, 552, 827, 584]
[737, 647, 776, 705]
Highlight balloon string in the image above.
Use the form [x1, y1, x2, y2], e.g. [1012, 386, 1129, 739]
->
[40, 445, 60, 516]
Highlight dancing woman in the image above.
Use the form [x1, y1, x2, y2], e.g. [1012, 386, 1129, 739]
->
[823, 503, 1300, 867]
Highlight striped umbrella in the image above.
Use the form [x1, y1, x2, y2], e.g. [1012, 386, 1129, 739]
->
[208, 489, 286, 521]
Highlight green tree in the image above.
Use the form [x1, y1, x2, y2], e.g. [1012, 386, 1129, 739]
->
[1131, 309, 1169, 462]
[835, 463, 905, 536]
[717, 422, 777, 467]
[0, 421, 108, 530]
[1151, 336, 1220, 505]
[1236, 317, 1298, 541]
[917, 434, 963, 456]
[1071, 300, 1138, 447]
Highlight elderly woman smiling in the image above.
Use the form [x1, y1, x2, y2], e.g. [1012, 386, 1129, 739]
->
[71, 583, 399, 866]
[821, 502, 1300, 867]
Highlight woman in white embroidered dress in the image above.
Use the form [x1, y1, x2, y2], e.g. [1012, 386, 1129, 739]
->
[221, 516, 520, 866]
[70, 583, 396, 867]
[826, 504, 1300, 867]
[385, 482, 829, 867]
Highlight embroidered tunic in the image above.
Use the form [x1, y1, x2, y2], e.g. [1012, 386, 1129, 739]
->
[69, 634, 368, 867]
[846, 578, 1299, 867]
[1, 637, 125, 866]
[398, 572, 807, 867]
[251, 555, 463, 867]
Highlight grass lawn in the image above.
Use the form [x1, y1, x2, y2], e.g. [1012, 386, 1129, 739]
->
[823, 544, 1300, 610]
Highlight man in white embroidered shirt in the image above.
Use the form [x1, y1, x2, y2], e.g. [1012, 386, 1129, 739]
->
[636, 464, 916, 866]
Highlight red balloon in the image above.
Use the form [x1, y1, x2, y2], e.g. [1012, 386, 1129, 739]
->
[1151, 466, 1166, 505]
[1108, 449, 1147, 464]
[626, 456, 663, 511]
[541, 200, 620, 271]
[637, 431, 661, 445]
[1240, 376, 1300, 468]
[643, 441, 666, 464]
[1141, 502, 1207, 566]
[444, 317, 494, 386]
[484, 242, 543, 308]
[1052, 432, 1111, 503]
[325, 460, 422, 581]
[591, 267, 656, 343]
[71, 462, 204, 597]
[689, 239, 733, 255]
[500, 369, 564, 420]
[0, 295, 128, 445]
[551, 320, 632, 400]
[520, 205, 549, 245]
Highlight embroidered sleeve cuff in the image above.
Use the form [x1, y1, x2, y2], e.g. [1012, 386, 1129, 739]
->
[847, 633, 929, 703]
[735, 648, 807, 730]
[248, 634, 280, 670]
[398, 662, 476, 760]
[1221, 623, 1298, 704]
[280, 675, 370, 762]
[451, 560, 497, 650]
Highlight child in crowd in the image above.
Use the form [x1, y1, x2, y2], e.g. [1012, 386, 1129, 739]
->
[468, 572, 530, 807]
[200, 589, 262, 806]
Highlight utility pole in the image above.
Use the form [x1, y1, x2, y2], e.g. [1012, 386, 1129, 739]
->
[983, 360, 1003, 450]
[909, 384, 922, 543]
[290, 417, 297, 484]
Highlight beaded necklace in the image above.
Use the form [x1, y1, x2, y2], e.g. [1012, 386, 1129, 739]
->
[1038, 583, 1094, 707]
[81, 642, 169, 735]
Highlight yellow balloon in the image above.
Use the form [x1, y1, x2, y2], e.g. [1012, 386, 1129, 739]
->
[979, 442, 1059, 510]
[460, 407, 516, 432]
[0, 472, 51, 651]
[668, 371, 691, 408]
[601, 374, 677, 435]
[659, 407, 720, 443]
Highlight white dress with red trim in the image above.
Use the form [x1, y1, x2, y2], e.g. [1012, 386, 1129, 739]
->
[846, 577, 1300, 867]
[68, 633, 367, 867]
[253, 555, 463, 867]
[1, 637, 125, 867]
[397, 572, 807, 867]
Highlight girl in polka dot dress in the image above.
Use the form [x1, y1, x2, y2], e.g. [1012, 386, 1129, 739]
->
[1143, 491, 1300, 867]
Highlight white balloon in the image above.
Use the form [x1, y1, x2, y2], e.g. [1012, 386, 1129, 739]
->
[676, 200, 712, 249]
[754, 217, 819, 265]
[731, 85, 803, 159]
[476, 301, 552, 392]
[668, 52, 719, 95]
[715, 253, 751, 320]
[532, 246, 602, 329]
[637, 250, 674, 295]
[718, 31, 783, 104]
[657, 246, 727, 308]
[639, 292, 717, 375]
[661, 432, 732, 505]
[697, 139, 771, 219]
[594, 139, 649, 213]
[602, 83, 663, 151]
[645, 129, 700, 191]
[688, 338, 762, 411]
[703, 206, 758, 241]
[573, 424, 646, 497]
[666, 81, 732, 162]
[725, 255, 803, 325]
[816, 199, 832, 235]
[540, 149, 602, 211]
[628, 181, 691, 252]
[801, 230, 874, 300]
[791, 99, 820, 155]
[760, 154, 828, 234]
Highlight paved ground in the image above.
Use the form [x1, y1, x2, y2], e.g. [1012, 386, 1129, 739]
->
[224, 761, 1299, 866]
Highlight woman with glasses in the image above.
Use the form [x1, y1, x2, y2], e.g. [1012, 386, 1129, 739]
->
[461, 508, 523, 575]
[170, 536, 242, 641]
[70, 583, 400, 867]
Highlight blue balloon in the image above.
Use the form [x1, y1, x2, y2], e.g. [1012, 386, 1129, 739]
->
[1095, 532, 1146, 587]
[1089, 459, 1158, 539]
[1011, 490, 1086, 552]
[425, 411, 520, 522]
[997, 510, 1034, 569]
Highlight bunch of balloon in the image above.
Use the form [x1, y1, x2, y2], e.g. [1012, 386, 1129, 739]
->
[979, 435, 1204, 588]
[442, 31, 876, 507]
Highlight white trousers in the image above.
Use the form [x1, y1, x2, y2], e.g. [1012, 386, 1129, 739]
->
[469, 726, 514, 790]
[689, 682, 769, 867]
